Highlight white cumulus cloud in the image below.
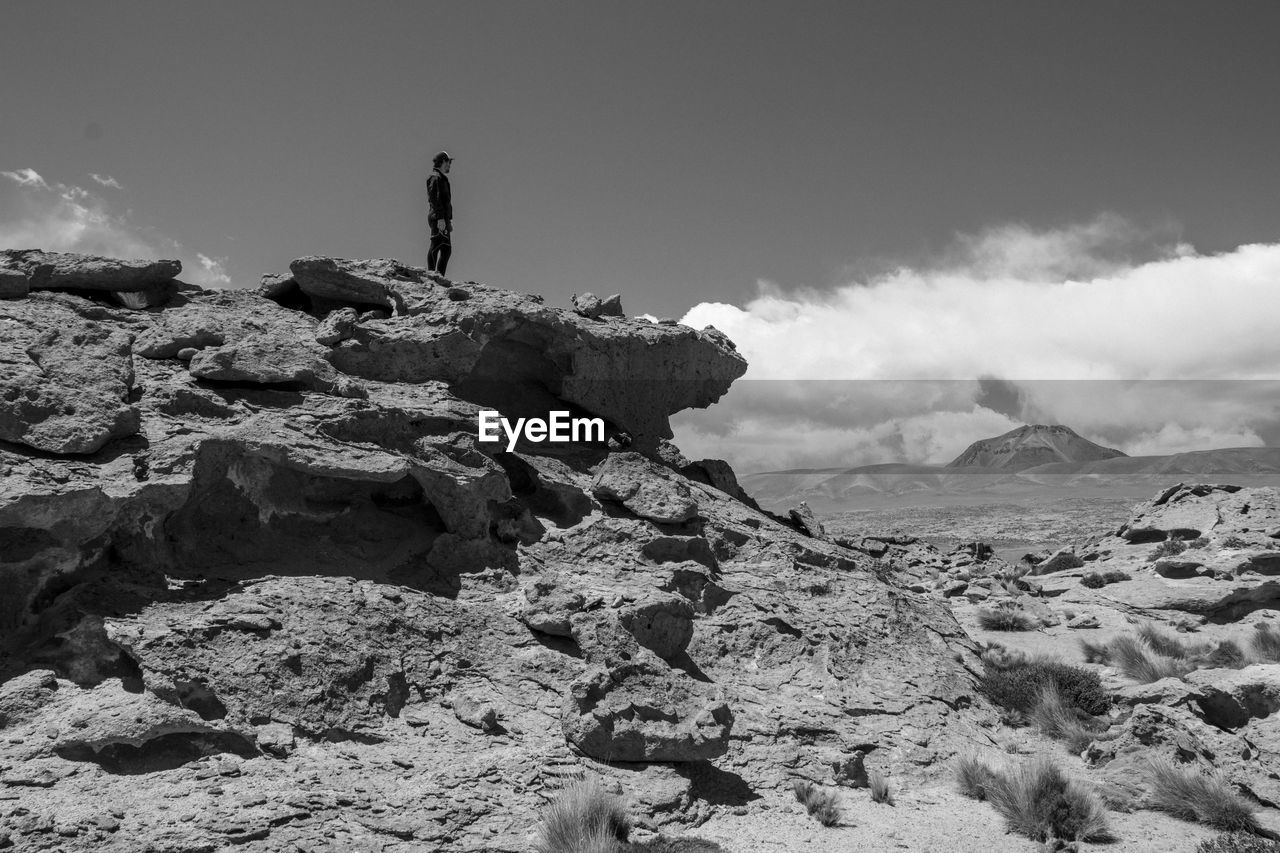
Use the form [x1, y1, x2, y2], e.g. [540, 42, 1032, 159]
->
[1, 167, 233, 287]
[675, 216, 1280, 471]
[196, 253, 231, 285]
[89, 173, 123, 189]
[1, 168, 50, 189]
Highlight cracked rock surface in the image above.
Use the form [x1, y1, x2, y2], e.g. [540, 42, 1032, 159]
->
[0, 251, 983, 851]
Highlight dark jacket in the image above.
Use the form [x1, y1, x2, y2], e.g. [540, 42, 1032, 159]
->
[426, 169, 452, 223]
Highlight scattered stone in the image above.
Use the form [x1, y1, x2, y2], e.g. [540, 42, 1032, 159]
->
[788, 502, 826, 539]
[314, 307, 358, 345]
[1033, 547, 1083, 575]
[571, 292, 605, 319]
[591, 452, 699, 523]
[520, 576, 586, 637]
[450, 693, 499, 733]
[599, 294, 623, 317]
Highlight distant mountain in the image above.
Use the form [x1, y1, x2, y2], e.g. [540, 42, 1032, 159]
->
[741, 446, 1280, 513]
[946, 424, 1126, 470]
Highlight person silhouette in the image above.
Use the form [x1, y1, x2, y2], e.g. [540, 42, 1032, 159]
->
[426, 151, 453, 275]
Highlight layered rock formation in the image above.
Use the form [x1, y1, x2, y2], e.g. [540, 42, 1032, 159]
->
[0, 252, 984, 851]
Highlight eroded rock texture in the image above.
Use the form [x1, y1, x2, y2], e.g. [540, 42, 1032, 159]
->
[0, 252, 981, 852]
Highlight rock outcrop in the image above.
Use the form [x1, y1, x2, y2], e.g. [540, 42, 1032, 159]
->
[1036, 484, 1280, 616]
[0, 251, 983, 851]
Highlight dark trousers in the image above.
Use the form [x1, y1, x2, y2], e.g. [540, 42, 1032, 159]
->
[428, 224, 451, 275]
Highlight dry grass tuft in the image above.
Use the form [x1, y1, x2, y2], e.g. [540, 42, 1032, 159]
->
[984, 755, 1111, 843]
[792, 779, 840, 827]
[1078, 638, 1111, 664]
[1028, 683, 1107, 753]
[955, 754, 995, 801]
[1252, 623, 1280, 663]
[977, 606, 1038, 632]
[1108, 634, 1192, 683]
[535, 779, 632, 853]
[1149, 538, 1188, 561]
[1135, 623, 1194, 659]
[1144, 756, 1259, 833]
[868, 769, 894, 805]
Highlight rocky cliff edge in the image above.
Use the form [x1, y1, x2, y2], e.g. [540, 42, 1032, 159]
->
[0, 251, 982, 852]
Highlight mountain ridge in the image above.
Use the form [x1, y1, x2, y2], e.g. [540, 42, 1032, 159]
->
[946, 423, 1127, 470]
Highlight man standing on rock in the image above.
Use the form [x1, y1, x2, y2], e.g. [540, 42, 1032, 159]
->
[426, 151, 453, 276]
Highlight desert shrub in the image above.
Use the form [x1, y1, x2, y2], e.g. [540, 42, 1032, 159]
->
[1082, 570, 1130, 589]
[1251, 623, 1280, 663]
[980, 643, 1029, 670]
[1029, 684, 1107, 753]
[1136, 623, 1193, 659]
[1144, 757, 1259, 833]
[1187, 537, 1211, 550]
[984, 756, 1110, 843]
[535, 780, 632, 853]
[977, 606, 1038, 631]
[1109, 635, 1192, 683]
[981, 658, 1110, 716]
[1221, 535, 1252, 550]
[1150, 539, 1188, 561]
[1203, 640, 1248, 669]
[792, 780, 839, 827]
[1079, 639, 1111, 664]
[955, 754, 995, 801]
[869, 769, 894, 805]
[1196, 832, 1280, 853]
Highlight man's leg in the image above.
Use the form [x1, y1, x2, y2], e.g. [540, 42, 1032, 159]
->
[435, 240, 451, 276]
[428, 230, 444, 272]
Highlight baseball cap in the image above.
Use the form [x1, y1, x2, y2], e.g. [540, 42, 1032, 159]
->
[433, 151, 452, 166]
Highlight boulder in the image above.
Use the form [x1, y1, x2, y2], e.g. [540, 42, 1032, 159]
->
[315, 307, 358, 345]
[187, 338, 365, 398]
[1182, 665, 1280, 730]
[290, 256, 430, 313]
[592, 452, 699, 523]
[561, 664, 733, 762]
[520, 575, 586, 637]
[0, 297, 140, 453]
[788, 501, 827, 539]
[618, 593, 695, 659]
[1033, 547, 1083, 575]
[572, 292, 605, 319]
[1119, 484, 1230, 543]
[599, 294, 624, 317]
[564, 611, 731, 762]
[0, 249, 180, 292]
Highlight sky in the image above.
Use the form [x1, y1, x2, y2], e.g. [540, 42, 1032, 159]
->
[5, 2, 1280, 472]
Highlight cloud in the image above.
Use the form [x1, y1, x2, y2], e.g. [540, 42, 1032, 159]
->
[196, 253, 231, 285]
[675, 216, 1280, 471]
[2, 168, 49, 189]
[89, 173, 123, 189]
[0, 167, 232, 287]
